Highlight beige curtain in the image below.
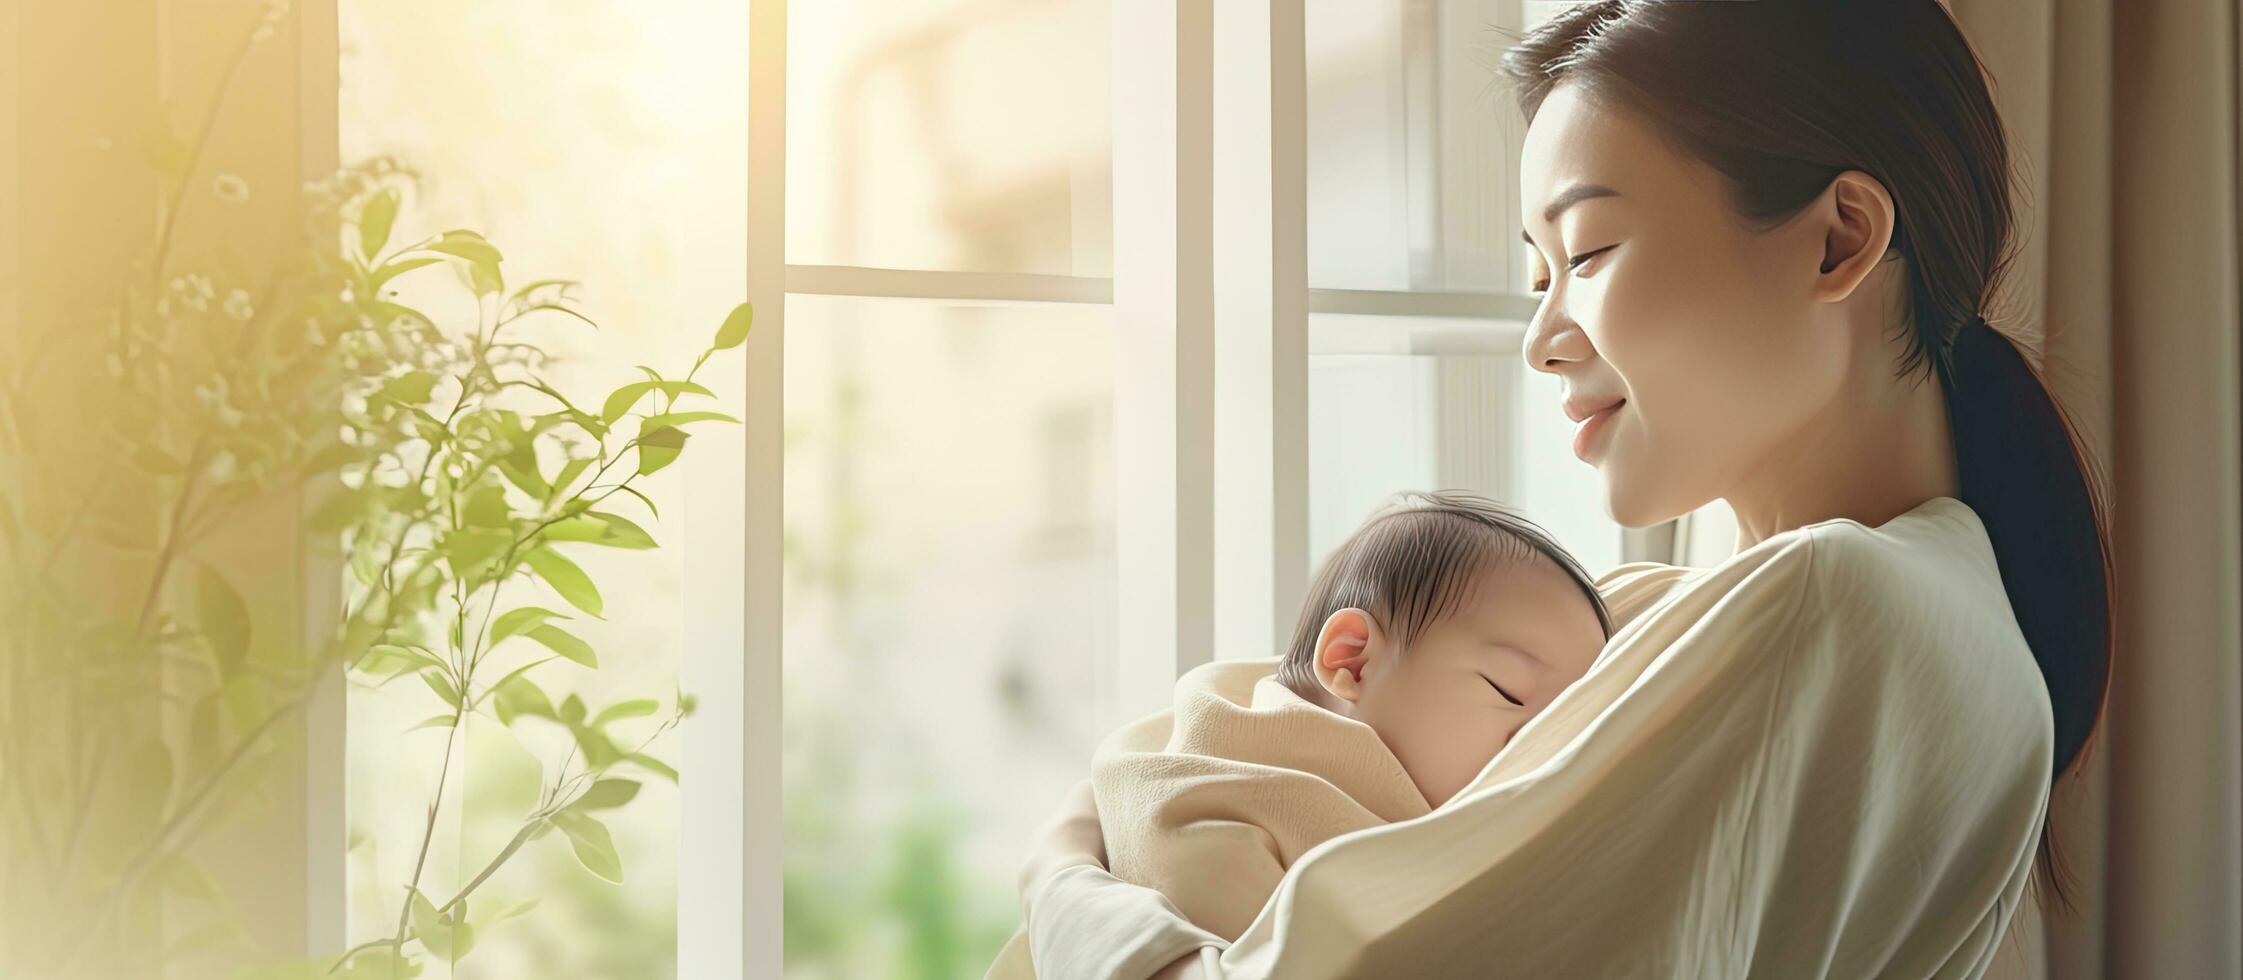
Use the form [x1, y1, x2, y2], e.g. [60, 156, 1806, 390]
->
[1946, 0, 2243, 977]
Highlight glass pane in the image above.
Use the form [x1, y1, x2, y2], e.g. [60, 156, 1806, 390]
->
[1309, 314, 1623, 575]
[782, 296, 1115, 977]
[788, 0, 1114, 277]
[1307, 0, 1528, 293]
[339, 2, 747, 975]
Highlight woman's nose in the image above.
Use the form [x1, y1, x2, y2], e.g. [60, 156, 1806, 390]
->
[1520, 304, 1592, 374]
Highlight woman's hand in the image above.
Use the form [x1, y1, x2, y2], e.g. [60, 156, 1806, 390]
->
[1017, 778, 1107, 908]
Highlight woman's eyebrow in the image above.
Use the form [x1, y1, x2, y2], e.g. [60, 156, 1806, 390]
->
[1519, 182, 1623, 247]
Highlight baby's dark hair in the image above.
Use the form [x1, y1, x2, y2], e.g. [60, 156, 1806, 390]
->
[1275, 491, 1615, 698]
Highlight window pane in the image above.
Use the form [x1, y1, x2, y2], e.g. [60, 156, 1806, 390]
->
[1309, 314, 1623, 574]
[787, 0, 1113, 277]
[1307, 0, 1527, 293]
[782, 296, 1115, 977]
[339, 2, 747, 975]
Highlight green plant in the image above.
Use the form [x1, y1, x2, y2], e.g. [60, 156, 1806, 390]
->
[303, 177, 746, 978]
[0, 9, 748, 976]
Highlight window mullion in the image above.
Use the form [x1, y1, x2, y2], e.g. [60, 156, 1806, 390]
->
[1110, 0, 1216, 731]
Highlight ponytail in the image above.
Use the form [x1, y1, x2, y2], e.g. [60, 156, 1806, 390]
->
[1937, 313, 2115, 909]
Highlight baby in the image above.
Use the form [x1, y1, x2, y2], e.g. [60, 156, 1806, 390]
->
[992, 490, 1615, 974]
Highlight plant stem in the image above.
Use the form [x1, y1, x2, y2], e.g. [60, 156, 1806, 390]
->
[387, 697, 467, 979]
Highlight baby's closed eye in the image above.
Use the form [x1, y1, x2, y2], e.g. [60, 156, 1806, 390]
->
[1480, 674, 1525, 707]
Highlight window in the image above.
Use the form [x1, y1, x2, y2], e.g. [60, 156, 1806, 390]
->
[339, 1, 747, 974]
[1305, 0, 1626, 574]
[778, 3, 1116, 977]
[319, 2, 1694, 978]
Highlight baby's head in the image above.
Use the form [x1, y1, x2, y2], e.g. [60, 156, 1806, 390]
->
[1278, 491, 1613, 807]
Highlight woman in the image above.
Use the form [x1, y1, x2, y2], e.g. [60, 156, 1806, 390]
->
[1011, 3, 2113, 977]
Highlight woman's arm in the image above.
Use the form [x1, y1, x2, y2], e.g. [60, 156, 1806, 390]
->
[1017, 780, 1228, 980]
[1206, 532, 2050, 977]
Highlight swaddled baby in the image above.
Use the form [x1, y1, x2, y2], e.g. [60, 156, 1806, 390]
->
[990, 491, 1615, 976]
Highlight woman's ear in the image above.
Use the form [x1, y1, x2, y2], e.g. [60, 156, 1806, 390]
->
[1314, 608, 1381, 704]
[1813, 169, 1898, 301]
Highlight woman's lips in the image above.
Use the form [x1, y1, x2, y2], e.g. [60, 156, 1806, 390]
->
[1572, 400, 1625, 461]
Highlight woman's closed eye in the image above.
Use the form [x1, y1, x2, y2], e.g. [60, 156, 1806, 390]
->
[1530, 244, 1617, 294]
[1481, 674, 1525, 707]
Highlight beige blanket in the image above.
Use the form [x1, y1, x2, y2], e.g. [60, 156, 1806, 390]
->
[988, 657, 1428, 977]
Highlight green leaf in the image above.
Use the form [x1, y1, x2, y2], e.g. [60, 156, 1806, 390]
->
[540, 511, 656, 550]
[492, 674, 555, 726]
[599, 381, 657, 426]
[355, 643, 414, 678]
[637, 425, 688, 476]
[549, 809, 624, 884]
[370, 643, 448, 679]
[477, 897, 540, 930]
[463, 484, 511, 527]
[559, 694, 587, 726]
[424, 231, 502, 267]
[405, 407, 452, 446]
[366, 300, 438, 332]
[525, 548, 602, 617]
[572, 726, 624, 768]
[440, 527, 513, 579]
[421, 670, 461, 710]
[525, 623, 597, 668]
[497, 447, 550, 500]
[572, 778, 640, 811]
[508, 278, 579, 306]
[368, 256, 443, 293]
[378, 370, 439, 406]
[599, 379, 716, 425]
[712, 301, 754, 350]
[193, 562, 251, 677]
[639, 410, 739, 430]
[548, 457, 594, 500]
[359, 188, 400, 261]
[410, 713, 457, 732]
[490, 606, 569, 646]
[614, 484, 661, 520]
[592, 699, 658, 727]
[468, 258, 504, 298]
[627, 752, 679, 783]
[409, 887, 450, 959]
[591, 511, 658, 549]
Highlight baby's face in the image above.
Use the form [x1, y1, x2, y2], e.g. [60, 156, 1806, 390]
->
[1348, 560, 1607, 808]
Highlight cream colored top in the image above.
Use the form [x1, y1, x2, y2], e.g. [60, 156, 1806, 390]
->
[1092, 657, 1432, 941]
[1023, 496, 2055, 979]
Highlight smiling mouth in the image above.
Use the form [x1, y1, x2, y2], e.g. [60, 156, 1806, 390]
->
[1572, 399, 1625, 460]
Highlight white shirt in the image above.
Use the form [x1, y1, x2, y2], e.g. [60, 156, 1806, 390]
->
[1026, 496, 2054, 979]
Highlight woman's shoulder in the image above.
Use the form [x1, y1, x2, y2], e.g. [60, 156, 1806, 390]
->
[1765, 498, 2051, 730]
[1615, 497, 2041, 698]
[1783, 495, 2015, 629]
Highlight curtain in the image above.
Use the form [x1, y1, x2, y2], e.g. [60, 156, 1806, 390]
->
[1949, 0, 2243, 976]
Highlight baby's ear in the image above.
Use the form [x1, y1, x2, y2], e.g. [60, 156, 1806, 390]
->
[1314, 608, 1380, 704]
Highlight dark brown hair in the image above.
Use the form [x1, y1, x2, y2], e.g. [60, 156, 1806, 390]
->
[1496, 0, 2114, 913]
[1277, 491, 1614, 699]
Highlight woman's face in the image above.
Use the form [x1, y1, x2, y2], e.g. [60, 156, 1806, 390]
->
[1516, 82, 1861, 528]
